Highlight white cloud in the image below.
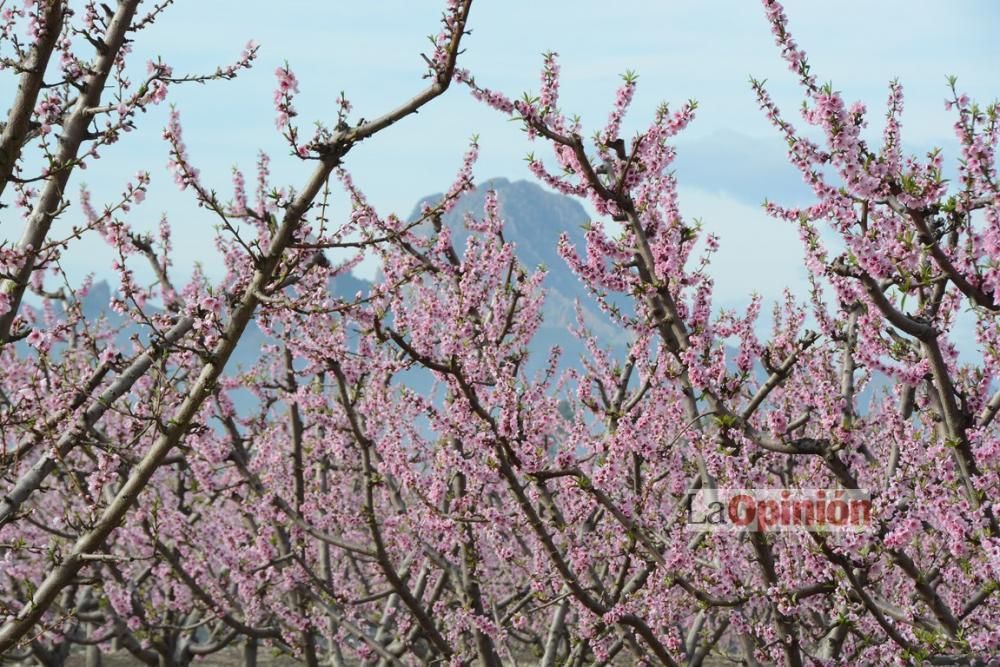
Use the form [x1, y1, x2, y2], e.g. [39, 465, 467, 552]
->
[678, 185, 812, 314]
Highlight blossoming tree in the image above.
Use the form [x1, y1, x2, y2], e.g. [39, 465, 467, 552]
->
[0, 0, 473, 661]
[2, 0, 999, 665]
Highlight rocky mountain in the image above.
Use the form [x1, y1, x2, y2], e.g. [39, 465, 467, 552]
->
[407, 177, 631, 374]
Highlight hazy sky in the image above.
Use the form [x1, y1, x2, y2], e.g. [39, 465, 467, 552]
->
[13, 1, 1000, 313]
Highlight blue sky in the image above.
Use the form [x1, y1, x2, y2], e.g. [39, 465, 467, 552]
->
[13, 1, 1000, 313]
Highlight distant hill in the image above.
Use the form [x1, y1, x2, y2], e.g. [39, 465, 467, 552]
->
[408, 177, 631, 375]
[47, 178, 891, 412]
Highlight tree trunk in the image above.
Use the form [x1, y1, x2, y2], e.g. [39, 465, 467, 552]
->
[85, 644, 103, 667]
[243, 638, 258, 667]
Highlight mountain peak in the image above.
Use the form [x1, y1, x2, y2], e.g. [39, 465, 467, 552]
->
[408, 177, 589, 266]
[404, 177, 630, 371]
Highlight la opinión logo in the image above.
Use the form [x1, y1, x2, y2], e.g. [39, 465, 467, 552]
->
[687, 488, 872, 532]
